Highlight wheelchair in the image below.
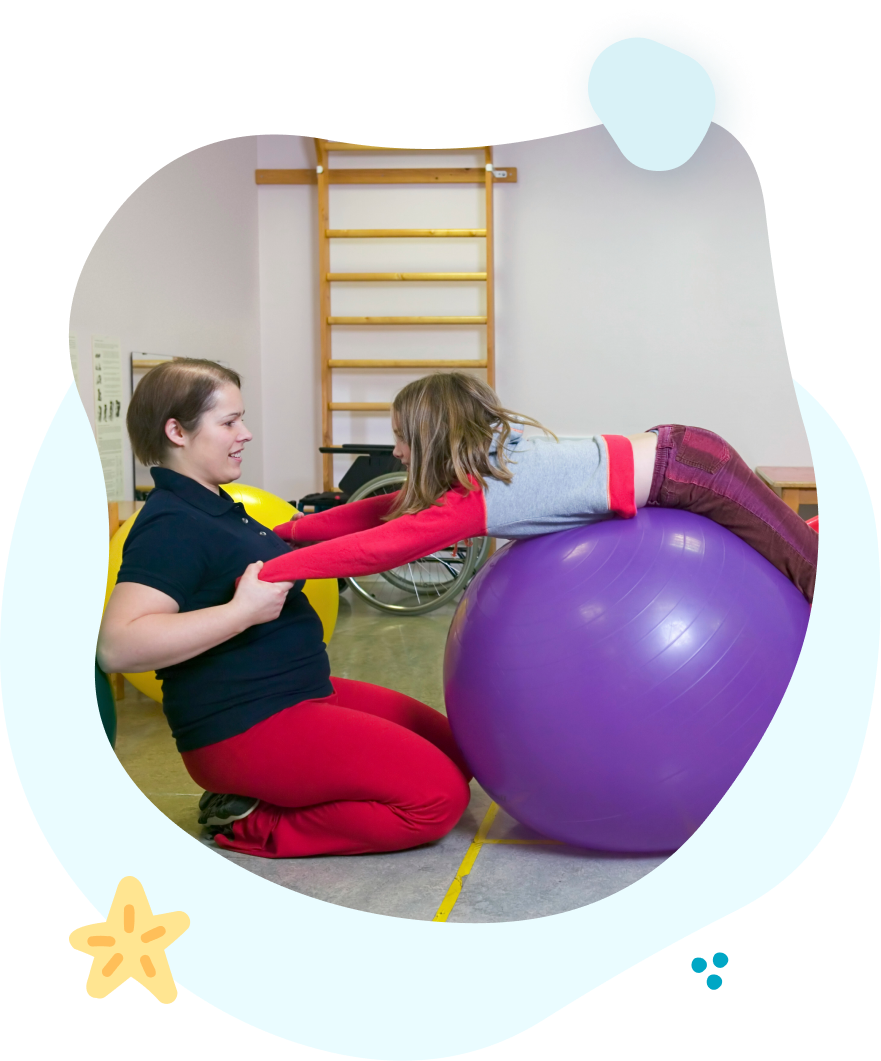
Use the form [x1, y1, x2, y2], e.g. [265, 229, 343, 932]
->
[306, 445, 490, 616]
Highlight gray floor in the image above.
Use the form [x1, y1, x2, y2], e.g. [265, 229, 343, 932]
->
[114, 590, 667, 922]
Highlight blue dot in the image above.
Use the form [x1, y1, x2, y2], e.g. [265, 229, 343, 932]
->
[691, 957, 707, 973]
[713, 952, 729, 968]
[707, 975, 723, 990]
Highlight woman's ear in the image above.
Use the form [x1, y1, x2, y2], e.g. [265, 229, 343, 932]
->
[164, 418, 186, 449]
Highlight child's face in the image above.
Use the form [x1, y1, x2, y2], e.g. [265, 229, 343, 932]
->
[391, 419, 411, 468]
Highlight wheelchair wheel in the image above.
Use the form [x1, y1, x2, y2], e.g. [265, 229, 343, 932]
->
[343, 472, 486, 615]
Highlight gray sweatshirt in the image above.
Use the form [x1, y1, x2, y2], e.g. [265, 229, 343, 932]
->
[484, 426, 636, 538]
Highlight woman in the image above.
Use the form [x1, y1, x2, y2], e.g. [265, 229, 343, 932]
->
[98, 359, 471, 858]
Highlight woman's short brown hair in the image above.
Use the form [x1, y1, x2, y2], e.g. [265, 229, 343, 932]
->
[126, 358, 242, 465]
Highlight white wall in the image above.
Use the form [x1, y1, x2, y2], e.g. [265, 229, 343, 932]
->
[69, 136, 263, 496]
[494, 123, 809, 467]
[256, 136, 319, 502]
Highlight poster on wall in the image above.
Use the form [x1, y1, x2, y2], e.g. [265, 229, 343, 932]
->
[91, 336, 125, 501]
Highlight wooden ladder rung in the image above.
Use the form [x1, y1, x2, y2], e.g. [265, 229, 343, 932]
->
[326, 229, 486, 238]
[323, 143, 486, 152]
[257, 169, 515, 185]
[328, 316, 487, 325]
[331, 168, 515, 185]
[328, 359, 488, 369]
[327, 272, 487, 282]
[329, 402, 392, 411]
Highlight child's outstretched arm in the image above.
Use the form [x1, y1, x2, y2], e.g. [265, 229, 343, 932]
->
[259, 485, 487, 582]
[273, 491, 399, 543]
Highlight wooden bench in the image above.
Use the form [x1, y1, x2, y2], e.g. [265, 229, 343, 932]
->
[755, 466, 817, 513]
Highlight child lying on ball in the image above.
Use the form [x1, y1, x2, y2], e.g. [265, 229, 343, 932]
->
[259, 373, 816, 602]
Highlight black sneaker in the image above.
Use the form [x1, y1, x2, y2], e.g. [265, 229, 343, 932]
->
[197, 791, 259, 827]
[206, 824, 236, 842]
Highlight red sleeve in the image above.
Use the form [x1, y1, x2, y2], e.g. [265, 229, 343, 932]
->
[602, 434, 636, 519]
[273, 492, 398, 542]
[259, 485, 487, 582]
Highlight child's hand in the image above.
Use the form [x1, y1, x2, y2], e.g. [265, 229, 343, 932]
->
[273, 513, 303, 541]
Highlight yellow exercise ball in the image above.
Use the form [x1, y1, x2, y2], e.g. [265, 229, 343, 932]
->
[104, 483, 339, 703]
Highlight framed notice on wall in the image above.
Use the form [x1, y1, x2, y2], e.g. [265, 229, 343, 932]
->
[92, 336, 125, 501]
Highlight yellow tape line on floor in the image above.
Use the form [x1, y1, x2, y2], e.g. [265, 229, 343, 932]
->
[432, 804, 568, 922]
[432, 802, 500, 922]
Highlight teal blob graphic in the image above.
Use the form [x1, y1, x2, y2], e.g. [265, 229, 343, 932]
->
[691, 957, 708, 973]
[707, 974, 723, 990]
[564, 11, 759, 149]
[713, 952, 729, 968]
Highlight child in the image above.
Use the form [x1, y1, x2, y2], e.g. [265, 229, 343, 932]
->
[259, 373, 817, 602]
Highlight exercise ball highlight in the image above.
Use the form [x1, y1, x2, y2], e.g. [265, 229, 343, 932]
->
[444, 509, 810, 853]
[105, 484, 339, 703]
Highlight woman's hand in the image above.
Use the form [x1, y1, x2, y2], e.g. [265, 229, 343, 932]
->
[229, 561, 294, 626]
[98, 584, 180, 674]
[99, 566, 294, 675]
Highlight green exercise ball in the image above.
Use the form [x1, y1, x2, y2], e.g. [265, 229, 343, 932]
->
[94, 662, 117, 747]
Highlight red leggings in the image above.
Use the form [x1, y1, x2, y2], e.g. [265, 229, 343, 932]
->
[181, 678, 472, 858]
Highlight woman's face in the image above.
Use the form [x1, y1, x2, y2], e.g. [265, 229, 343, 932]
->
[391, 418, 412, 468]
[165, 384, 252, 490]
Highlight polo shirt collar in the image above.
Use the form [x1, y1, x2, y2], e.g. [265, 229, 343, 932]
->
[151, 466, 236, 516]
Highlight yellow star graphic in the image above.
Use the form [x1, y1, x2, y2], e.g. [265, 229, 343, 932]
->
[69, 876, 190, 1003]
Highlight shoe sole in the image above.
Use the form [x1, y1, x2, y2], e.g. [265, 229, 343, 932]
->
[200, 799, 259, 827]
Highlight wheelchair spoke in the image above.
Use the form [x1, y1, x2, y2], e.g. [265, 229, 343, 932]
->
[405, 563, 421, 604]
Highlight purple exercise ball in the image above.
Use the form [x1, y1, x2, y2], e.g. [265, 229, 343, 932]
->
[444, 508, 810, 853]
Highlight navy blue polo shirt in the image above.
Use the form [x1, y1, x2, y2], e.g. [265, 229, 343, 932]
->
[117, 467, 333, 752]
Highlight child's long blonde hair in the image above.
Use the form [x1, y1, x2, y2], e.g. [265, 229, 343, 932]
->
[388, 372, 553, 517]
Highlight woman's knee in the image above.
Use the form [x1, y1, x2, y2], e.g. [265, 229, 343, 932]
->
[407, 769, 471, 844]
[444, 771, 472, 824]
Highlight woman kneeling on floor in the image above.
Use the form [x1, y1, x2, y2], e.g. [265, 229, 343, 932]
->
[97, 359, 471, 858]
